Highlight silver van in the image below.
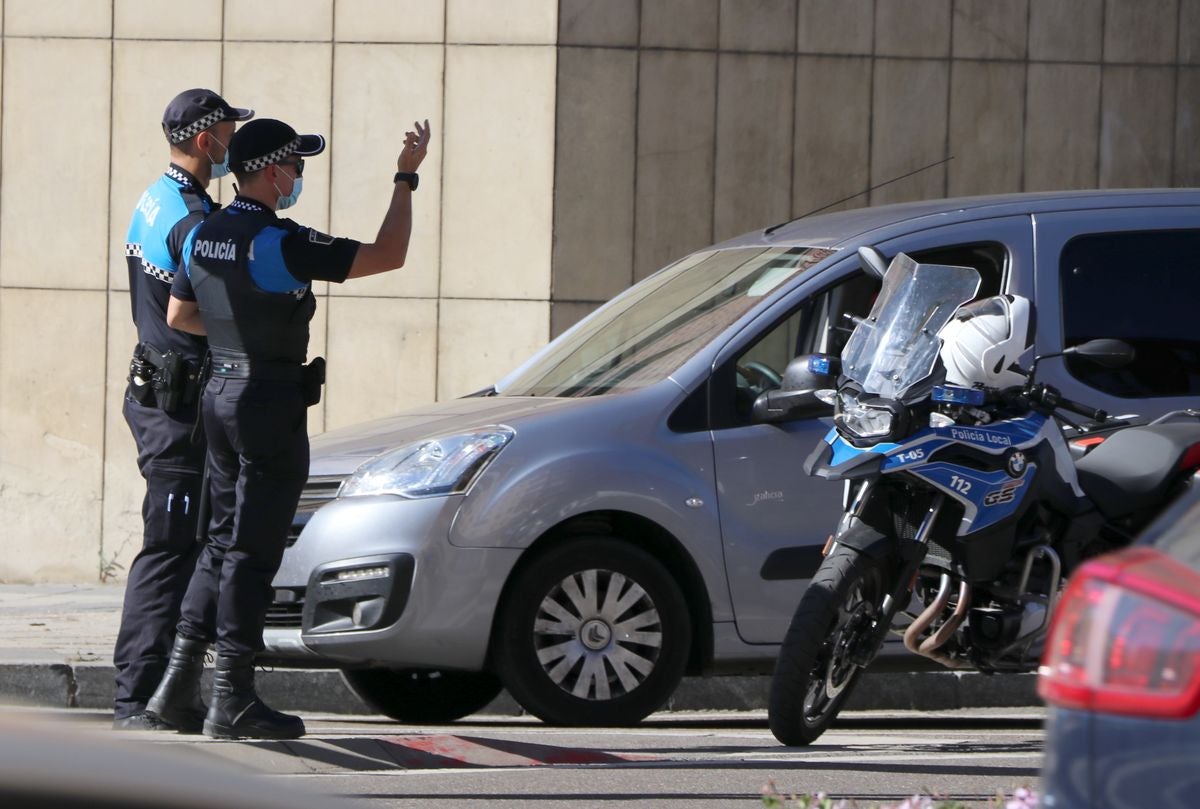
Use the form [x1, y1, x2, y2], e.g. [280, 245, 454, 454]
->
[264, 190, 1200, 725]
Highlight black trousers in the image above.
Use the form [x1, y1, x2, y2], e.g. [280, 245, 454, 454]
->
[177, 376, 308, 657]
[113, 394, 205, 719]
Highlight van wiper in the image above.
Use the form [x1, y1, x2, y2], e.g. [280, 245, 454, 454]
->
[463, 385, 497, 397]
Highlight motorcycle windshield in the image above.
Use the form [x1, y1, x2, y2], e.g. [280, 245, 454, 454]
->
[841, 253, 981, 399]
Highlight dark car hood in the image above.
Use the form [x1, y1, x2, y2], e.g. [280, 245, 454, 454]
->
[308, 396, 578, 477]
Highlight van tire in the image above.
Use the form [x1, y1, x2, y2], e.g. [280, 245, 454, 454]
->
[493, 537, 691, 726]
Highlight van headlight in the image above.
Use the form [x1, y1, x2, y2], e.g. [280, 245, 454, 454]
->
[339, 427, 514, 499]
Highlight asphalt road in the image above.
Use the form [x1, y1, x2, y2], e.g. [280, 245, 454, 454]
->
[3, 708, 1044, 808]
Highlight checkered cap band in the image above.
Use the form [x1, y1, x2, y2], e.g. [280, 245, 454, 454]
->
[238, 137, 300, 173]
[166, 108, 226, 144]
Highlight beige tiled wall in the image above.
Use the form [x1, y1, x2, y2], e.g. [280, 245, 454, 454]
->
[0, 289, 107, 581]
[2, 0, 1198, 581]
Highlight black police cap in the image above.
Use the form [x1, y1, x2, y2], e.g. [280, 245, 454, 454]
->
[162, 88, 254, 144]
[228, 119, 326, 174]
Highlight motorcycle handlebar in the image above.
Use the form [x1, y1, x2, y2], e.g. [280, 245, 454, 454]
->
[1023, 383, 1108, 422]
[1058, 396, 1107, 423]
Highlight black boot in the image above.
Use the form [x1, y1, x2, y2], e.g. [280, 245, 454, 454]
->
[145, 635, 209, 734]
[203, 654, 305, 740]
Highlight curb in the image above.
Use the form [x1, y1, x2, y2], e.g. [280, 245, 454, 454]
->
[0, 663, 1040, 717]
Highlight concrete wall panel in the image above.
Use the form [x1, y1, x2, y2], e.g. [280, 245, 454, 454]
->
[1023, 63, 1101, 190]
[101, 292, 143, 578]
[324, 297, 438, 430]
[1029, 0, 1103, 62]
[330, 44, 444, 300]
[1176, 67, 1200, 185]
[553, 48, 637, 302]
[797, 0, 873, 55]
[224, 0, 333, 41]
[875, 0, 951, 58]
[1104, 0, 1178, 64]
[952, 0, 1028, 60]
[441, 46, 556, 300]
[1183, 0, 1200, 64]
[720, 0, 796, 53]
[714, 53, 793, 241]
[114, 0, 222, 40]
[438, 299, 549, 399]
[948, 61, 1026, 196]
[793, 56, 872, 217]
[335, 0, 446, 42]
[221, 42, 334, 231]
[634, 50, 716, 281]
[641, 0, 719, 50]
[558, 0, 640, 47]
[5, 0, 111, 37]
[1, 38, 110, 290]
[869, 59, 950, 204]
[1099, 66, 1175, 187]
[447, 0, 558, 45]
[0, 290, 106, 582]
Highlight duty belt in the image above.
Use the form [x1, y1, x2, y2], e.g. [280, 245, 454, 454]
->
[210, 353, 304, 382]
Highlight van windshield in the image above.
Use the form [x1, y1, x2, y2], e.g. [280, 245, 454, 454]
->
[501, 246, 834, 397]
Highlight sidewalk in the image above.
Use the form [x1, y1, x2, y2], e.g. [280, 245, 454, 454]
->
[0, 583, 1039, 717]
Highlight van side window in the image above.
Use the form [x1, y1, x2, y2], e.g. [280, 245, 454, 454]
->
[1060, 230, 1200, 398]
[719, 242, 1008, 427]
[909, 242, 1006, 299]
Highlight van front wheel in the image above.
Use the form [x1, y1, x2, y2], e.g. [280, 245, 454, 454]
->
[493, 537, 691, 726]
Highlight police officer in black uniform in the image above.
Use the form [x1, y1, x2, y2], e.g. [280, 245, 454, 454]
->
[146, 116, 431, 739]
[113, 89, 254, 731]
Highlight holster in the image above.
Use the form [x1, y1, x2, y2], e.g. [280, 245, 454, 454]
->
[129, 343, 202, 412]
[302, 356, 326, 407]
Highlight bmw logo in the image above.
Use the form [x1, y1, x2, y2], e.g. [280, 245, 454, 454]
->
[1006, 451, 1027, 477]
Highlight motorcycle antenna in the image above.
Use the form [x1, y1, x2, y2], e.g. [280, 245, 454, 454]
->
[764, 155, 955, 236]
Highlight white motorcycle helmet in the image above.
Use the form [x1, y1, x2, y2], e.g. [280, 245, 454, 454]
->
[938, 294, 1034, 389]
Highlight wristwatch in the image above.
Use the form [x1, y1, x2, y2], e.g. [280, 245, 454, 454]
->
[393, 172, 419, 191]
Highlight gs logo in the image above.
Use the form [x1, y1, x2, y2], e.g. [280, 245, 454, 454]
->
[984, 479, 1025, 507]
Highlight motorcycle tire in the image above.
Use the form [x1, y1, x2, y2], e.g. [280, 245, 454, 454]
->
[768, 545, 890, 746]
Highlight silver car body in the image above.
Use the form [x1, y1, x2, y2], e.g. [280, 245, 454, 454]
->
[265, 189, 1200, 679]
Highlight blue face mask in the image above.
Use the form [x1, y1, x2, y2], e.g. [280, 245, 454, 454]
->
[276, 177, 303, 210]
[207, 136, 231, 179]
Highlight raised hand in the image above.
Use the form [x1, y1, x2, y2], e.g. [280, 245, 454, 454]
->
[398, 119, 431, 173]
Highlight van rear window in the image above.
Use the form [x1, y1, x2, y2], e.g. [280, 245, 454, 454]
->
[1060, 230, 1200, 398]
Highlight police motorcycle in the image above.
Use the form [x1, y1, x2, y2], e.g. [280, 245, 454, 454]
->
[765, 249, 1200, 746]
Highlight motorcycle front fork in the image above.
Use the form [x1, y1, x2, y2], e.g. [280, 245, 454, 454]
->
[847, 491, 946, 668]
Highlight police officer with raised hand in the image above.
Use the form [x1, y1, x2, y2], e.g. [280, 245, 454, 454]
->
[114, 89, 254, 732]
[147, 116, 431, 739]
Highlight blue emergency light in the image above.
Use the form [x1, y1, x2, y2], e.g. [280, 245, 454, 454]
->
[932, 385, 985, 406]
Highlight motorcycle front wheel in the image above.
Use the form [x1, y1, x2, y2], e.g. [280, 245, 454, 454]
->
[768, 545, 890, 746]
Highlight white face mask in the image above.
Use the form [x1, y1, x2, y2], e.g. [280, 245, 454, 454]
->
[207, 135, 231, 179]
[276, 177, 303, 210]
[272, 160, 304, 209]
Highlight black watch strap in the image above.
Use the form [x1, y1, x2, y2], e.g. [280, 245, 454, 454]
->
[393, 171, 419, 191]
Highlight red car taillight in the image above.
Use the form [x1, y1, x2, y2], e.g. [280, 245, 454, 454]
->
[1039, 547, 1200, 719]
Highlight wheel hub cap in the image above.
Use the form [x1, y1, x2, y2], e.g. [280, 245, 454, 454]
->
[532, 568, 664, 701]
[580, 619, 612, 650]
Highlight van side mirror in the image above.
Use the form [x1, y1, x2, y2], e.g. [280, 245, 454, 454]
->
[752, 354, 839, 424]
